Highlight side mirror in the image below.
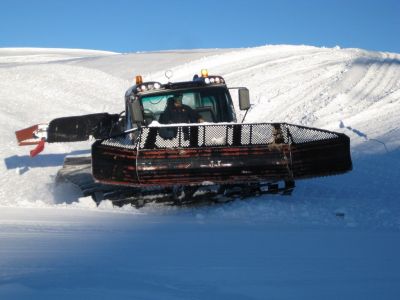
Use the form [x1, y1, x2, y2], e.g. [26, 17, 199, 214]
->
[130, 98, 144, 123]
[238, 88, 250, 110]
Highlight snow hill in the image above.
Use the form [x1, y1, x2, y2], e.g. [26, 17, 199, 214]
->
[1, 46, 400, 299]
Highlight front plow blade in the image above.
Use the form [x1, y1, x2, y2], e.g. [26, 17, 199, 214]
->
[91, 123, 352, 187]
[47, 113, 120, 143]
[16, 113, 122, 156]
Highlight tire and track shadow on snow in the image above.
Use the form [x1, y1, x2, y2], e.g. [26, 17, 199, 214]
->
[339, 121, 389, 153]
[3, 150, 90, 173]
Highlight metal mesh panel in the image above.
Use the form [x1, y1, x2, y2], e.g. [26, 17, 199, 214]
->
[99, 123, 342, 150]
[249, 124, 276, 144]
[285, 124, 339, 144]
[202, 125, 229, 146]
[101, 132, 138, 149]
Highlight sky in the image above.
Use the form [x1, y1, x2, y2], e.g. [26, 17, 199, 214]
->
[0, 0, 399, 54]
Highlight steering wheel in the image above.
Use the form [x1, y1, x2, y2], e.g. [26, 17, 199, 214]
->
[143, 109, 154, 117]
[143, 109, 154, 125]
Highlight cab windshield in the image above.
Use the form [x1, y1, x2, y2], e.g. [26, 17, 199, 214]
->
[140, 87, 236, 124]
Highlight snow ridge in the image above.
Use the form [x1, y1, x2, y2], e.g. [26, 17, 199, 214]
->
[1, 45, 400, 299]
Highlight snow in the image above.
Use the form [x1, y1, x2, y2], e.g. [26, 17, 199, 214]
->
[1, 45, 400, 299]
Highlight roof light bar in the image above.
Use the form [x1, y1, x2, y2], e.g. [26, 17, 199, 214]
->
[195, 70, 225, 85]
[135, 81, 163, 92]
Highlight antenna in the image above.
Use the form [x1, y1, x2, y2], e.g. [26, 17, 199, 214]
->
[165, 70, 173, 81]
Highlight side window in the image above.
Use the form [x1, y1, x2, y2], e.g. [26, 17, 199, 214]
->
[196, 95, 217, 122]
[198, 89, 235, 123]
[201, 96, 216, 110]
[182, 93, 196, 109]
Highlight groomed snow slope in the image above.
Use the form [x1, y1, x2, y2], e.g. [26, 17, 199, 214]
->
[1, 46, 400, 299]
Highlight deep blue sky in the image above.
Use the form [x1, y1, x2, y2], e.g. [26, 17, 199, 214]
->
[1, 0, 399, 53]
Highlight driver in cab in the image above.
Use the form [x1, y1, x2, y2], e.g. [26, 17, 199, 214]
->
[159, 94, 203, 124]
